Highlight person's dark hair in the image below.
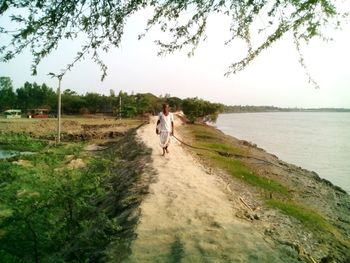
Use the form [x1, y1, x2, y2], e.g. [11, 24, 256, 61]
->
[162, 103, 169, 108]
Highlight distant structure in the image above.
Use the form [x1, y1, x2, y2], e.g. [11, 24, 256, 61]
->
[27, 108, 49, 118]
[4, 109, 22, 119]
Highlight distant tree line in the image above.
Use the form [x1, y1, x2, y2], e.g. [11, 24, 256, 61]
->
[0, 76, 224, 121]
[2, 76, 348, 121]
[223, 105, 350, 113]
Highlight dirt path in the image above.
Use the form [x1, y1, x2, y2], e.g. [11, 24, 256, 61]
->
[126, 116, 292, 262]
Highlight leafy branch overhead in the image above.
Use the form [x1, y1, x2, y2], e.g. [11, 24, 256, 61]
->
[0, 0, 347, 80]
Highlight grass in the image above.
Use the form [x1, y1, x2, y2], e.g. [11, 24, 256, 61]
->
[198, 142, 241, 154]
[266, 199, 350, 249]
[0, 126, 153, 261]
[183, 123, 289, 195]
[211, 155, 289, 195]
[0, 133, 47, 151]
[266, 199, 330, 230]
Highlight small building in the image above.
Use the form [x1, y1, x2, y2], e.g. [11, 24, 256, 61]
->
[27, 108, 49, 118]
[4, 109, 22, 119]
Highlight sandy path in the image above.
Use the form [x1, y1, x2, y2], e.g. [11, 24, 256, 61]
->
[126, 116, 286, 262]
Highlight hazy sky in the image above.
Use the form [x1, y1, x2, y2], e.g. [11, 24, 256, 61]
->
[1, 9, 349, 108]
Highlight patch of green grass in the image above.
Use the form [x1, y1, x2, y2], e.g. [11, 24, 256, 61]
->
[267, 199, 330, 230]
[187, 124, 241, 154]
[211, 155, 289, 195]
[169, 237, 185, 263]
[0, 133, 47, 152]
[184, 123, 288, 195]
[194, 134, 217, 140]
[23, 142, 84, 166]
[266, 199, 350, 248]
[198, 142, 240, 154]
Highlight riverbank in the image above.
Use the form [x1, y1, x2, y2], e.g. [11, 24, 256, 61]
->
[1, 116, 349, 262]
[177, 115, 350, 262]
[0, 116, 143, 141]
[0, 119, 153, 262]
[215, 112, 350, 194]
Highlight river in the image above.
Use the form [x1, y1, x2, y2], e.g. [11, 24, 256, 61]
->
[0, 148, 17, 159]
[216, 112, 350, 193]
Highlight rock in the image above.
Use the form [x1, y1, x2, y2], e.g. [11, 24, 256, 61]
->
[85, 144, 108, 151]
[67, 158, 86, 169]
[12, 159, 32, 167]
[65, 155, 75, 161]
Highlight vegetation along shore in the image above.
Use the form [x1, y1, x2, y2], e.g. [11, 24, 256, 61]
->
[0, 112, 349, 262]
[0, 77, 349, 262]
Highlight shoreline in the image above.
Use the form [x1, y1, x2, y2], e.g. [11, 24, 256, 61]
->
[208, 117, 349, 198]
[1, 116, 349, 262]
[178, 116, 350, 262]
[214, 112, 350, 194]
[214, 124, 349, 195]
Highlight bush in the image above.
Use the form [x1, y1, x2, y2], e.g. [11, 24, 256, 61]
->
[182, 97, 223, 123]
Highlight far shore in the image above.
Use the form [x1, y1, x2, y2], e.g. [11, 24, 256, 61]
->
[222, 106, 350, 113]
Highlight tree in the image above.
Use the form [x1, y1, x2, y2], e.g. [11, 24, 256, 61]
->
[182, 97, 223, 123]
[0, 76, 16, 111]
[62, 90, 86, 114]
[0, 1, 347, 83]
[16, 81, 57, 111]
[166, 96, 182, 112]
[84, 92, 104, 114]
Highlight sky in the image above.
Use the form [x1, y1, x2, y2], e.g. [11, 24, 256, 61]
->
[0, 8, 349, 108]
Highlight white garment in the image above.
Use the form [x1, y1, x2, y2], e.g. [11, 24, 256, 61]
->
[158, 112, 174, 132]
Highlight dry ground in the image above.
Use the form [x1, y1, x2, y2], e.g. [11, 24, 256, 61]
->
[0, 116, 143, 140]
[127, 116, 298, 263]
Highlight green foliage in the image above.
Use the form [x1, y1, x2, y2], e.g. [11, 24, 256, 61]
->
[198, 142, 239, 154]
[0, 77, 16, 112]
[267, 200, 350, 251]
[186, 123, 289, 195]
[212, 155, 289, 195]
[0, 0, 346, 79]
[182, 97, 223, 123]
[166, 97, 182, 112]
[266, 200, 330, 230]
[62, 91, 86, 114]
[0, 131, 152, 262]
[135, 93, 163, 115]
[0, 133, 47, 151]
[0, 143, 105, 262]
[16, 82, 57, 112]
[0, 77, 169, 116]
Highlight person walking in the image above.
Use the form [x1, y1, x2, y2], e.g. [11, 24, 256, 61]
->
[156, 103, 174, 156]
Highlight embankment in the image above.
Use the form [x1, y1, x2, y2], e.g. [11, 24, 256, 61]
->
[178, 117, 350, 262]
[0, 123, 155, 262]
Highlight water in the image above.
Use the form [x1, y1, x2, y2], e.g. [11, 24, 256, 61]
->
[0, 147, 34, 159]
[216, 112, 350, 193]
[0, 148, 17, 159]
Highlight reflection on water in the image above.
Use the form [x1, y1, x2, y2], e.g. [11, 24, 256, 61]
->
[216, 112, 350, 193]
[0, 147, 34, 159]
[0, 148, 17, 159]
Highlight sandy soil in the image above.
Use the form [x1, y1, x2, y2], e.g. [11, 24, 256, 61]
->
[126, 116, 293, 262]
